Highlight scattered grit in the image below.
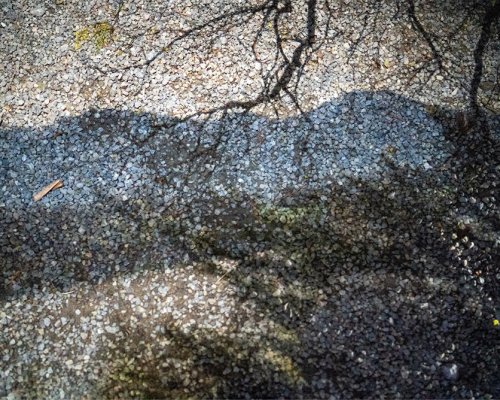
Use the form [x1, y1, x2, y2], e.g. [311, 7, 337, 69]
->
[1, 0, 499, 398]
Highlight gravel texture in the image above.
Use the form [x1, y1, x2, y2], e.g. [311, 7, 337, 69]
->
[1, 0, 499, 398]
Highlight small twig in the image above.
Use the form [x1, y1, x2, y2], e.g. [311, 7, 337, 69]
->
[215, 270, 232, 285]
[33, 179, 64, 201]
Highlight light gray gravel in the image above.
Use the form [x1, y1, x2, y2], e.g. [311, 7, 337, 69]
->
[1, 0, 499, 398]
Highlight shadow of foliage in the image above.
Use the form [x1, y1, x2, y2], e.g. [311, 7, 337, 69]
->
[1, 90, 498, 398]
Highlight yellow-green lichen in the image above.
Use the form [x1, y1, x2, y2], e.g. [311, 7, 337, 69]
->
[93, 22, 114, 49]
[271, 324, 300, 345]
[74, 27, 90, 50]
[386, 144, 398, 155]
[260, 348, 305, 385]
[74, 21, 114, 51]
[257, 203, 325, 226]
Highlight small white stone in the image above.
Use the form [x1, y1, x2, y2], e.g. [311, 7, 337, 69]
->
[105, 325, 119, 334]
[442, 364, 459, 381]
[32, 6, 46, 17]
